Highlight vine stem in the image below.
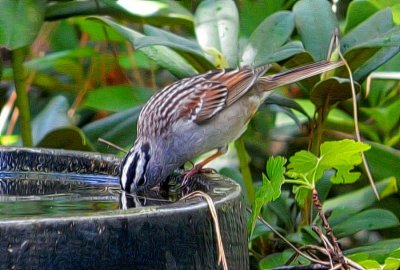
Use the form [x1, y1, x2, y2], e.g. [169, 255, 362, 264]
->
[312, 188, 347, 269]
[11, 47, 32, 147]
[235, 137, 255, 206]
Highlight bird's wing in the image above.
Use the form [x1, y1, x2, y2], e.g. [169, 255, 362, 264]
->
[180, 66, 269, 123]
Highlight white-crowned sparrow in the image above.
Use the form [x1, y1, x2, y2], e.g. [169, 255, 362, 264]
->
[120, 61, 343, 192]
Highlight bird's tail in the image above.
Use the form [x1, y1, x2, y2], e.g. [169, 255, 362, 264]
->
[258, 60, 344, 90]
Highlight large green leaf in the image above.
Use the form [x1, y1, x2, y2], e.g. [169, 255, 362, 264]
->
[310, 77, 360, 108]
[241, 11, 297, 66]
[91, 17, 197, 78]
[195, 0, 239, 67]
[361, 99, 400, 133]
[82, 85, 152, 112]
[365, 142, 400, 180]
[352, 46, 400, 82]
[82, 107, 141, 154]
[342, 8, 394, 52]
[37, 127, 93, 151]
[287, 140, 371, 185]
[344, 0, 380, 33]
[139, 25, 204, 57]
[333, 209, 399, 238]
[293, 0, 338, 61]
[31, 96, 71, 146]
[324, 177, 398, 214]
[346, 239, 400, 263]
[135, 25, 215, 71]
[0, 0, 47, 49]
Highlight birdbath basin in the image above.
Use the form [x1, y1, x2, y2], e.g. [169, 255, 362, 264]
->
[0, 147, 248, 269]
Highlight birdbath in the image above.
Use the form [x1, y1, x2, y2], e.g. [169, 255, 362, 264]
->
[0, 147, 249, 269]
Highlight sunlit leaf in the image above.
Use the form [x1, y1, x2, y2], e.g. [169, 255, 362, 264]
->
[46, 0, 193, 26]
[195, 0, 239, 67]
[287, 140, 371, 187]
[319, 140, 371, 184]
[249, 156, 286, 237]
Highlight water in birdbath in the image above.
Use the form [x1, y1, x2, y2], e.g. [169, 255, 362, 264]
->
[0, 170, 218, 220]
[0, 173, 191, 219]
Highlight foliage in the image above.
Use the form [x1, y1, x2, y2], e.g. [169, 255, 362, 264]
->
[1, 0, 400, 269]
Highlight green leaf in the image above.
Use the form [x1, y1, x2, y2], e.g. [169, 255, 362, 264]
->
[310, 77, 360, 108]
[82, 85, 152, 112]
[264, 93, 310, 120]
[136, 25, 215, 71]
[293, 0, 338, 61]
[37, 127, 92, 151]
[361, 99, 400, 133]
[240, 11, 296, 66]
[248, 156, 286, 237]
[287, 140, 371, 188]
[76, 18, 125, 42]
[92, 17, 197, 78]
[259, 249, 295, 270]
[324, 177, 398, 215]
[346, 239, 400, 263]
[342, 8, 394, 52]
[344, 0, 379, 33]
[287, 150, 318, 177]
[0, 0, 46, 50]
[333, 209, 399, 238]
[140, 25, 204, 57]
[31, 96, 71, 146]
[352, 46, 400, 82]
[195, 0, 239, 67]
[365, 142, 400, 180]
[82, 107, 141, 154]
[0, 135, 19, 146]
[319, 140, 371, 184]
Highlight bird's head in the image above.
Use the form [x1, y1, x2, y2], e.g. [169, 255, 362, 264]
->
[119, 141, 162, 192]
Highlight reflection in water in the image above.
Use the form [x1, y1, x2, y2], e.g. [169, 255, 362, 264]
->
[0, 171, 216, 219]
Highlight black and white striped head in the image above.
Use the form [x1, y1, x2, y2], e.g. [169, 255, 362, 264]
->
[120, 142, 152, 192]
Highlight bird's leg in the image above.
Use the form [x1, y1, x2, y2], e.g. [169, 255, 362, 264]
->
[182, 146, 228, 185]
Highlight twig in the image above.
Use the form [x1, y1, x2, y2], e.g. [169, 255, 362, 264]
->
[181, 191, 228, 270]
[98, 138, 127, 153]
[335, 35, 380, 200]
[312, 188, 347, 269]
[246, 207, 330, 266]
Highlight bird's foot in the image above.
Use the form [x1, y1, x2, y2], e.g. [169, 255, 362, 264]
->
[179, 164, 216, 191]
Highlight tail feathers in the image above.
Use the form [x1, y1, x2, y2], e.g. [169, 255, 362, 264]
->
[258, 60, 344, 90]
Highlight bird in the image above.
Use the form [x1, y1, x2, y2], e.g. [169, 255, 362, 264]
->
[119, 60, 343, 192]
